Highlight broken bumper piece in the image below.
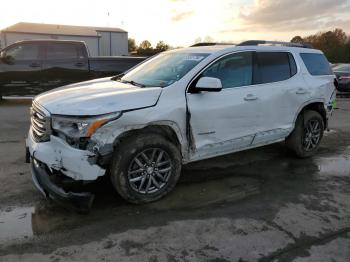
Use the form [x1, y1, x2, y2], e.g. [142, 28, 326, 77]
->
[31, 158, 94, 213]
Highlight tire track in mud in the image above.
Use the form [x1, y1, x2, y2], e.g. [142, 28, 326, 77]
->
[259, 227, 350, 262]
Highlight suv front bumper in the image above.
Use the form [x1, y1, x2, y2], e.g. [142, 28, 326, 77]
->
[31, 158, 94, 212]
[26, 129, 106, 212]
[26, 129, 105, 181]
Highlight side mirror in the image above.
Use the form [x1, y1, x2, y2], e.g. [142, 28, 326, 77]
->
[1, 53, 14, 64]
[195, 77, 222, 92]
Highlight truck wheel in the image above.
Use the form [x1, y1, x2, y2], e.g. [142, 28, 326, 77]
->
[110, 133, 182, 204]
[286, 110, 324, 158]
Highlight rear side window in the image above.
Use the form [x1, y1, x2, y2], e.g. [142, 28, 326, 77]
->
[46, 43, 79, 60]
[254, 52, 296, 84]
[300, 53, 332, 75]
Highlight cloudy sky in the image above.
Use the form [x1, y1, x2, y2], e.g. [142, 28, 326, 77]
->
[1, 0, 349, 46]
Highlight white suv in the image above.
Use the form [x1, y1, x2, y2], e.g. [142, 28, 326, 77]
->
[26, 41, 336, 211]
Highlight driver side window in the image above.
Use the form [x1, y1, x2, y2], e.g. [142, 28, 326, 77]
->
[202, 52, 253, 89]
[4, 44, 40, 61]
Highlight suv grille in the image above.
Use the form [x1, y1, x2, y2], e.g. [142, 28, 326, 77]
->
[31, 102, 51, 142]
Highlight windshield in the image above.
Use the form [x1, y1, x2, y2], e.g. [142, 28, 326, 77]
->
[120, 52, 209, 87]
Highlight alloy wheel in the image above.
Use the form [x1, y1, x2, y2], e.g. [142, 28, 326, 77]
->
[303, 119, 322, 151]
[127, 148, 173, 194]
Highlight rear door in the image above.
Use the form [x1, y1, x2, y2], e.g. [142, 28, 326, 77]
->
[0, 42, 44, 96]
[41, 42, 89, 91]
[250, 51, 311, 145]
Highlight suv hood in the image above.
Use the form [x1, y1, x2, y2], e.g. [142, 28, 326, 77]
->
[34, 77, 162, 116]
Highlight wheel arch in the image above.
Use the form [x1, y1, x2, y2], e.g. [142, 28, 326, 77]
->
[112, 122, 186, 159]
[294, 101, 327, 130]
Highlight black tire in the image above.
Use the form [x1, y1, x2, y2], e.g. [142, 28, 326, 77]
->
[110, 133, 182, 204]
[286, 110, 324, 158]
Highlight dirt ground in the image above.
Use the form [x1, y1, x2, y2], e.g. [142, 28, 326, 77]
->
[0, 98, 349, 262]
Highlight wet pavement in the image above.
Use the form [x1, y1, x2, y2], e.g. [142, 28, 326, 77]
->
[0, 98, 349, 261]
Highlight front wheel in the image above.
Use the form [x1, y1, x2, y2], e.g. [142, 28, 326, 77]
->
[286, 110, 324, 158]
[110, 133, 182, 204]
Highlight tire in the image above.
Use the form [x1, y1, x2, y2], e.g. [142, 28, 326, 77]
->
[286, 110, 324, 158]
[110, 133, 182, 204]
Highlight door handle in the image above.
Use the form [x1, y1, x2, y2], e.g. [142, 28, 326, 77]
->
[296, 88, 307, 94]
[244, 94, 258, 101]
[75, 62, 85, 67]
[29, 63, 40, 68]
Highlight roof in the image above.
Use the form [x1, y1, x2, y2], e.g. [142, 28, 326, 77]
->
[168, 44, 322, 56]
[0, 22, 127, 37]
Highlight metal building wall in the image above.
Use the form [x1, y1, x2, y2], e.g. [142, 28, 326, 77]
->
[98, 31, 128, 56]
[97, 31, 111, 56]
[111, 32, 128, 56]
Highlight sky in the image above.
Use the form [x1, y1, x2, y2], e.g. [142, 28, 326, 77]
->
[1, 0, 349, 47]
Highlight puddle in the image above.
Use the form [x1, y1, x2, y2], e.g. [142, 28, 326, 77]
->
[0, 207, 34, 243]
[317, 155, 350, 177]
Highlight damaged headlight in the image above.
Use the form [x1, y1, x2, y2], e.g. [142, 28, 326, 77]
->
[51, 112, 122, 139]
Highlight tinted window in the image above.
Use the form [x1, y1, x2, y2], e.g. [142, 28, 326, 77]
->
[202, 52, 253, 89]
[46, 43, 79, 59]
[300, 53, 332, 75]
[288, 53, 297, 76]
[5, 44, 40, 60]
[255, 52, 294, 84]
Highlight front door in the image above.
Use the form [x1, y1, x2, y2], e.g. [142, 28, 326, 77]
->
[0, 42, 43, 96]
[187, 51, 262, 160]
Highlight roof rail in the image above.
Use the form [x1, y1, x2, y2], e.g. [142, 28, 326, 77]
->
[190, 42, 235, 47]
[237, 40, 313, 48]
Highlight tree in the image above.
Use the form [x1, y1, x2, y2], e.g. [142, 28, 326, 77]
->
[194, 37, 202, 44]
[139, 40, 152, 50]
[155, 41, 169, 52]
[292, 28, 349, 63]
[137, 40, 153, 56]
[128, 38, 137, 53]
[291, 36, 304, 44]
[203, 36, 214, 43]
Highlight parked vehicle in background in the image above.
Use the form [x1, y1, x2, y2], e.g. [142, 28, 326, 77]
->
[26, 40, 337, 212]
[0, 40, 145, 98]
[333, 64, 350, 93]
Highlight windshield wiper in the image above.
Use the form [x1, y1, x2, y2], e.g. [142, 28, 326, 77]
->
[120, 79, 147, 88]
[111, 73, 125, 81]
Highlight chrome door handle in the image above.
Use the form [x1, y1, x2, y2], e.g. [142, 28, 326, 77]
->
[244, 94, 258, 101]
[296, 88, 307, 94]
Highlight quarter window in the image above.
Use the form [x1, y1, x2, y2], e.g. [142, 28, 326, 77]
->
[300, 53, 332, 76]
[201, 52, 253, 89]
[254, 52, 295, 84]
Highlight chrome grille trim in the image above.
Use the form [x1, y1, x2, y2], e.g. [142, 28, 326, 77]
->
[31, 101, 51, 142]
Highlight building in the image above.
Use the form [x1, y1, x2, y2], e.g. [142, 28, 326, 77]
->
[0, 22, 128, 56]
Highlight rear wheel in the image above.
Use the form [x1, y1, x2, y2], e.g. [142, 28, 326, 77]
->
[110, 133, 182, 204]
[286, 110, 324, 158]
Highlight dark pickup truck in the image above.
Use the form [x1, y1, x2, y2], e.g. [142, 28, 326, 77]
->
[0, 40, 146, 98]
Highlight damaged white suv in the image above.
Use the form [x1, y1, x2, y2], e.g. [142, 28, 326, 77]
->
[26, 41, 336, 211]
